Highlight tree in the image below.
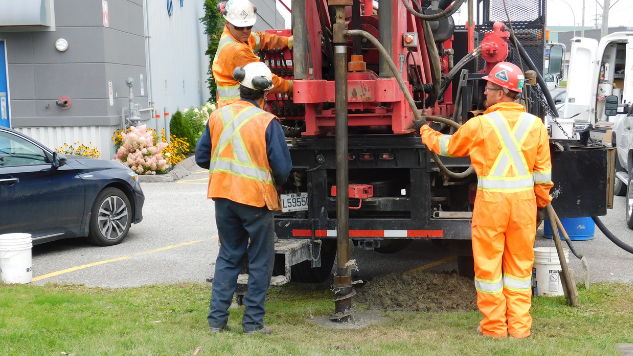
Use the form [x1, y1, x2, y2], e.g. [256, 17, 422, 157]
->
[200, 0, 225, 103]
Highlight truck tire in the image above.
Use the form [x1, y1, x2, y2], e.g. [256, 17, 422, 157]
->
[374, 239, 412, 254]
[626, 167, 633, 230]
[290, 239, 336, 283]
[614, 156, 627, 196]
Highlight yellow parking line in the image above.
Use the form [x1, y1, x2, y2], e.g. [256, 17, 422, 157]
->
[404, 255, 457, 274]
[32, 236, 218, 282]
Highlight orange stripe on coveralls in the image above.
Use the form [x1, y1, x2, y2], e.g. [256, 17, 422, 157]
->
[32, 236, 219, 282]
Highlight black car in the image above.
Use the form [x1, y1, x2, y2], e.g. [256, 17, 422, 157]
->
[0, 127, 144, 246]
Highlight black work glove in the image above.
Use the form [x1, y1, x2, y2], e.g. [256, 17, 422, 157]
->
[412, 118, 427, 133]
[536, 208, 546, 229]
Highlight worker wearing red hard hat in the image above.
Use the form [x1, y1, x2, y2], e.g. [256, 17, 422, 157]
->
[416, 62, 553, 338]
[214, 0, 293, 109]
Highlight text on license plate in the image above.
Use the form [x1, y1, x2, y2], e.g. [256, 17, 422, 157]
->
[280, 193, 309, 212]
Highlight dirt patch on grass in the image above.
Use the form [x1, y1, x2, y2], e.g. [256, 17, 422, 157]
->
[356, 270, 478, 312]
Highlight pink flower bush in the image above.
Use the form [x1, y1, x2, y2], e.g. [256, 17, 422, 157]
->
[114, 126, 169, 175]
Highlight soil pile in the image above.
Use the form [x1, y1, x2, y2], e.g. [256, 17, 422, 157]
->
[356, 270, 478, 312]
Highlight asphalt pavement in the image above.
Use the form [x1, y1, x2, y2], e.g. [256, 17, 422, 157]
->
[30, 162, 633, 288]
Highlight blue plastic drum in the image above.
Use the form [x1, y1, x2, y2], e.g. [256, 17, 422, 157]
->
[543, 217, 595, 241]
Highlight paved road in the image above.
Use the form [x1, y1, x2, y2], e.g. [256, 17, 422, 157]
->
[31, 164, 633, 287]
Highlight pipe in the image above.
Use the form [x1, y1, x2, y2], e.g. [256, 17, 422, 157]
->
[378, 0, 393, 78]
[333, 6, 352, 322]
[508, 30, 558, 117]
[346, 29, 474, 180]
[292, 0, 307, 80]
[437, 47, 481, 102]
[592, 216, 633, 254]
[403, 0, 467, 21]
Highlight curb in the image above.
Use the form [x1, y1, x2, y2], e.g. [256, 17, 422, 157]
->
[137, 156, 199, 183]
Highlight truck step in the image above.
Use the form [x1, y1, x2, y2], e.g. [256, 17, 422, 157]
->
[616, 171, 629, 185]
[236, 239, 315, 287]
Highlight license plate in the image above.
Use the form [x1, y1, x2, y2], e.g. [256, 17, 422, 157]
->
[280, 193, 309, 212]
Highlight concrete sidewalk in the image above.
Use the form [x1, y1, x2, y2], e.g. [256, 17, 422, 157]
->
[136, 156, 200, 183]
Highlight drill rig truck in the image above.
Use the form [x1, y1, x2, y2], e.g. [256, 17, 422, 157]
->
[248, 0, 614, 318]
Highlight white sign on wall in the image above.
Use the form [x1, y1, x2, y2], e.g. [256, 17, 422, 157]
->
[102, 1, 109, 27]
[108, 81, 114, 106]
[140, 74, 144, 96]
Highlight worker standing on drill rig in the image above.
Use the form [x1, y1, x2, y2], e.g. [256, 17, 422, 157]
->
[417, 62, 553, 338]
[195, 62, 292, 335]
[214, 0, 294, 108]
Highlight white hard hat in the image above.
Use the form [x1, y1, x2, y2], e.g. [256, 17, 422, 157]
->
[222, 0, 257, 27]
[233, 62, 274, 91]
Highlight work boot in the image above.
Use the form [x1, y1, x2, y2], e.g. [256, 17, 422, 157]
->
[209, 325, 231, 334]
[243, 326, 273, 335]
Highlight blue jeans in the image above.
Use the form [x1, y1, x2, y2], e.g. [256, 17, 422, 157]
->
[207, 198, 275, 332]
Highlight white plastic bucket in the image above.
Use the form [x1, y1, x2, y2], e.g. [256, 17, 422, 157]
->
[532, 247, 569, 297]
[551, 118, 575, 140]
[0, 233, 33, 284]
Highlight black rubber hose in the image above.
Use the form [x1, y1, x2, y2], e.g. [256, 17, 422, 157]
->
[592, 216, 633, 254]
[508, 30, 559, 118]
[421, 20, 441, 108]
[403, 0, 467, 21]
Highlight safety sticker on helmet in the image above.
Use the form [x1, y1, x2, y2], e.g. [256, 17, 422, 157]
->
[495, 70, 509, 82]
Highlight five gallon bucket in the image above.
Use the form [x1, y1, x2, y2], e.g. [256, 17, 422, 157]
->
[532, 247, 569, 297]
[543, 217, 595, 241]
[0, 233, 33, 284]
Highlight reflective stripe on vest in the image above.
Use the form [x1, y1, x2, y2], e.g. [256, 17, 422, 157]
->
[252, 32, 261, 53]
[217, 84, 241, 101]
[213, 33, 237, 64]
[533, 169, 552, 184]
[478, 112, 537, 192]
[503, 273, 532, 292]
[209, 105, 274, 185]
[475, 276, 503, 294]
[437, 134, 453, 157]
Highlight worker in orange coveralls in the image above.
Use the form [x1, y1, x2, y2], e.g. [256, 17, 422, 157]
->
[214, 0, 293, 108]
[416, 62, 554, 338]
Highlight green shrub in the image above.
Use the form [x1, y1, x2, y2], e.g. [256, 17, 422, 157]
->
[170, 111, 195, 153]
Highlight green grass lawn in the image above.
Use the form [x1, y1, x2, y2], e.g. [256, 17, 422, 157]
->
[1, 282, 632, 355]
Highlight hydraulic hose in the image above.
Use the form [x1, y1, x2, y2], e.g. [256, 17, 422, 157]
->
[592, 216, 633, 254]
[507, 30, 559, 117]
[437, 47, 481, 102]
[403, 0, 467, 21]
[346, 29, 474, 180]
[421, 20, 441, 108]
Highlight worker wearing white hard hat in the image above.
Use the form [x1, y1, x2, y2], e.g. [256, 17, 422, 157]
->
[213, 0, 294, 109]
[196, 61, 292, 335]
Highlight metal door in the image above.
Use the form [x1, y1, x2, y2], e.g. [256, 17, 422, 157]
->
[0, 41, 9, 128]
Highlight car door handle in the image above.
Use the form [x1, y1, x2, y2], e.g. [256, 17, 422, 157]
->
[0, 178, 19, 185]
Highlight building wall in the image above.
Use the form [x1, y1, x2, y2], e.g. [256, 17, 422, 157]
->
[0, 0, 287, 158]
[0, 0, 148, 158]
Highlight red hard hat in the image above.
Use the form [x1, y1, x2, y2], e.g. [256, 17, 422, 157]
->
[482, 62, 525, 93]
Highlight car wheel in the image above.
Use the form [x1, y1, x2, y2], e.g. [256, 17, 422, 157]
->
[87, 187, 132, 246]
[627, 168, 633, 230]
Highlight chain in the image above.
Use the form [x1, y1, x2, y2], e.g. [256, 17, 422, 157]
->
[534, 85, 573, 140]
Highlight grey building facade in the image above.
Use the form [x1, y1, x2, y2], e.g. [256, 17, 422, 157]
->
[0, 0, 286, 158]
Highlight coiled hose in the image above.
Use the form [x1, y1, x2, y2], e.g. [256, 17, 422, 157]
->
[346, 29, 474, 180]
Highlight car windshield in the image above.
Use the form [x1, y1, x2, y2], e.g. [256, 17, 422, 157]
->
[544, 74, 555, 82]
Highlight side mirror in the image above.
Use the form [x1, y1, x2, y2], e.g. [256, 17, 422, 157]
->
[605, 95, 619, 117]
[52, 151, 67, 169]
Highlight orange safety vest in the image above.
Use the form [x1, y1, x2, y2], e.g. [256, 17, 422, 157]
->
[213, 26, 290, 108]
[207, 100, 282, 211]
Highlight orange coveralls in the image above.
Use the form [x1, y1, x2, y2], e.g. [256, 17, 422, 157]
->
[420, 102, 553, 338]
[212, 26, 290, 108]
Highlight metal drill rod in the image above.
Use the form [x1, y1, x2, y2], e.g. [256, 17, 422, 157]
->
[332, 4, 352, 322]
[545, 204, 578, 307]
